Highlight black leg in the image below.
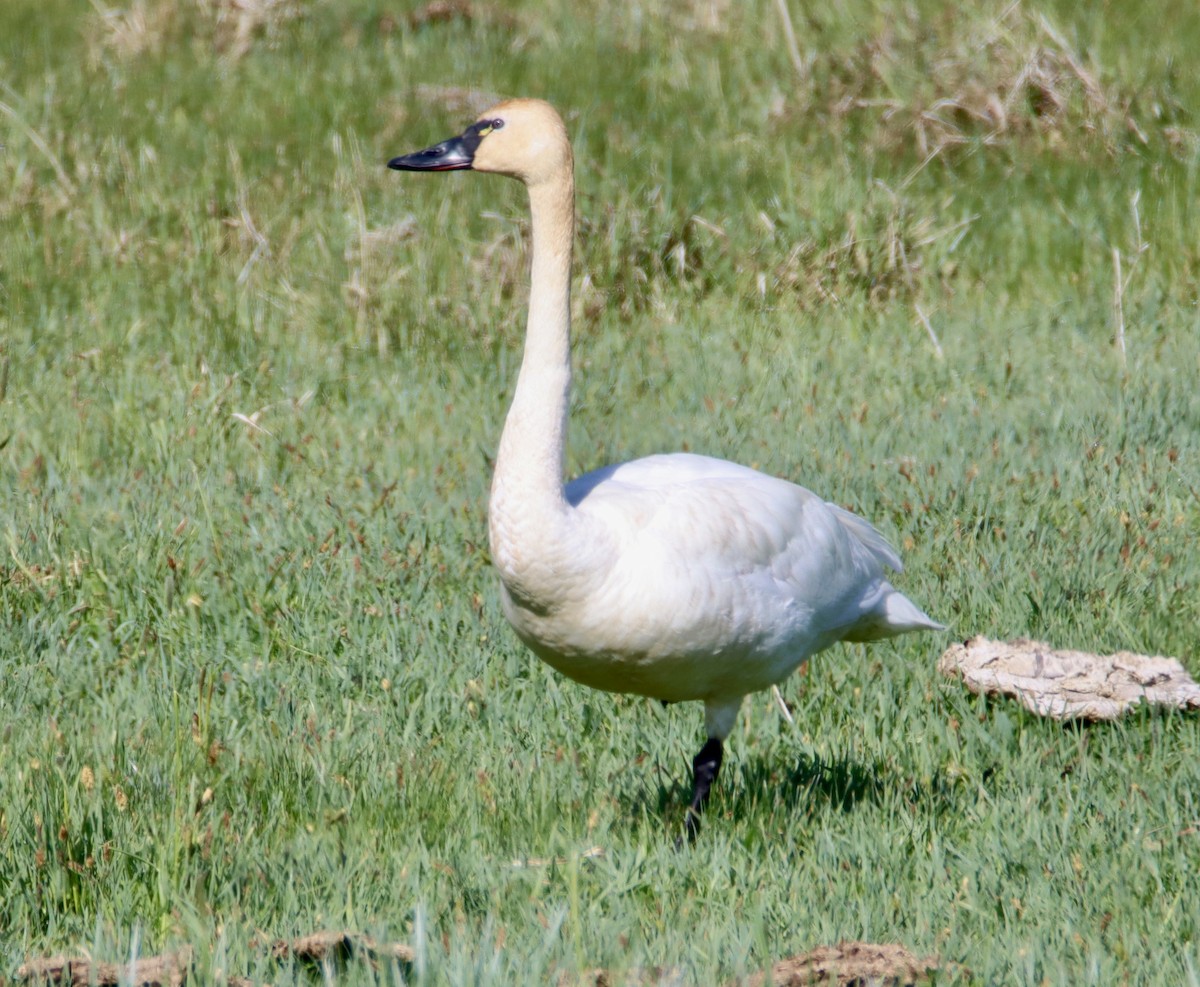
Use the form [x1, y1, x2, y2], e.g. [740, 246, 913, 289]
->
[679, 736, 724, 845]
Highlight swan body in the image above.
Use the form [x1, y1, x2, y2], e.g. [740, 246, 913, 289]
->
[389, 99, 942, 838]
[505, 453, 932, 703]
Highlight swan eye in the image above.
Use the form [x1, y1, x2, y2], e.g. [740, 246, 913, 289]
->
[460, 118, 503, 156]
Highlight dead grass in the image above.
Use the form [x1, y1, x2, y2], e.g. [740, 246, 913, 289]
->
[576, 194, 731, 321]
[654, 0, 736, 37]
[768, 189, 972, 308]
[86, 0, 180, 60]
[794, 3, 1195, 161]
[87, 0, 304, 62]
[202, 0, 304, 58]
[404, 0, 473, 31]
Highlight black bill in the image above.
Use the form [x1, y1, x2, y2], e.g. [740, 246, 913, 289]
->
[387, 119, 499, 172]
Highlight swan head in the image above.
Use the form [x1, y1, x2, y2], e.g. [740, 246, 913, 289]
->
[388, 98, 571, 187]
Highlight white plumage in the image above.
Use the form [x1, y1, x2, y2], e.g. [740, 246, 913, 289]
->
[389, 98, 942, 838]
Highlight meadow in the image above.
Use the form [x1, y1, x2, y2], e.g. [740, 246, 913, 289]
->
[2, 0, 1199, 982]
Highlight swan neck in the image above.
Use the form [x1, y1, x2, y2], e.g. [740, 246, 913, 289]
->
[524, 173, 575, 385]
[489, 166, 576, 585]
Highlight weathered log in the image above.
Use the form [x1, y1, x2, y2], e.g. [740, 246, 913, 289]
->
[939, 636, 1200, 720]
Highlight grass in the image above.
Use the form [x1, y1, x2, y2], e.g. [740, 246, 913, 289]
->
[1, 0, 1199, 982]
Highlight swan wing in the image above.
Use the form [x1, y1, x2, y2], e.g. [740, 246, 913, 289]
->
[569, 452, 901, 575]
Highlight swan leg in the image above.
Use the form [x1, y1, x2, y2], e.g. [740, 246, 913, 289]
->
[681, 736, 724, 843]
[678, 698, 743, 845]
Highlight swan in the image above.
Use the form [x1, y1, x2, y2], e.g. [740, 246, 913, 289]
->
[388, 99, 942, 840]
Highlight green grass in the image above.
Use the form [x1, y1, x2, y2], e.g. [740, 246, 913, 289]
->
[2, 0, 1199, 982]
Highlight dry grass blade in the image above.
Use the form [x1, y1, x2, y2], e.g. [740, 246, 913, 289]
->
[1110, 191, 1150, 369]
[1112, 247, 1126, 367]
[914, 304, 944, 359]
[0, 99, 76, 198]
[508, 845, 605, 869]
[772, 683, 795, 723]
[772, 0, 806, 81]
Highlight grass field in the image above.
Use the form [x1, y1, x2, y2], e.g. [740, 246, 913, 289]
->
[2, 0, 1200, 982]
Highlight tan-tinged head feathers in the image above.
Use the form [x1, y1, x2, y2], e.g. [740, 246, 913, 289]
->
[468, 98, 573, 186]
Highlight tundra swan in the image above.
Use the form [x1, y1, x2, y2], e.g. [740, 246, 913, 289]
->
[388, 99, 942, 840]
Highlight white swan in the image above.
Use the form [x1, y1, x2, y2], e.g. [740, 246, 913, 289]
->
[389, 99, 942, 839]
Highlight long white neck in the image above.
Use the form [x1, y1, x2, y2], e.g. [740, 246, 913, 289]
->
[488, 168, 576, 590]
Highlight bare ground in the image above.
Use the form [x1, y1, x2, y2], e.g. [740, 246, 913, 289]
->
[15, 936, 942, 987]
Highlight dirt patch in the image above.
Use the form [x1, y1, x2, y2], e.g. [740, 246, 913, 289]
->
[559, 942, 942, 987]
[265, 929, 415, 965]
[405, 0, 473, 29]
[16, 948, 192, 987]
[17, 936, 941, 986]
[741, 942, 941, 986]
[15, 933, 414, 986]
[939, 636, 1200, 720]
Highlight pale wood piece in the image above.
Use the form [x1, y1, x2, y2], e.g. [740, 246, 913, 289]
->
[939, 636, 1200, 720]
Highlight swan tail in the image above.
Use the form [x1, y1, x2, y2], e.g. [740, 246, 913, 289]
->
[842, 583, 945, 643]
